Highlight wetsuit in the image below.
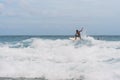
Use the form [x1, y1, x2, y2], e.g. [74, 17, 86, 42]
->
[75, 31, 80, 37]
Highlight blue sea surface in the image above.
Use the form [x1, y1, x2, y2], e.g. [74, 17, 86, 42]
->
[92, 35, 120, 41]
[0, 35, 120, 43]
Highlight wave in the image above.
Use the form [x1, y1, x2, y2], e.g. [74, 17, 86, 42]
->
[0, 36, 120, 80]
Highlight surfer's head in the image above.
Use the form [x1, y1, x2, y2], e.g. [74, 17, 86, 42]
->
[76, 30, 79, 32]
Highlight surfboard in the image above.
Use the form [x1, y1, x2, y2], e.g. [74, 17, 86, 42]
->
[69, 37, 80, 41]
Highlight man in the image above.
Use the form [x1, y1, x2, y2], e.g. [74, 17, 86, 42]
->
[75, 27, 83, 40]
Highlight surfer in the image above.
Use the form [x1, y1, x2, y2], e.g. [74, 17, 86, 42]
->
[75, 27, 83, 40]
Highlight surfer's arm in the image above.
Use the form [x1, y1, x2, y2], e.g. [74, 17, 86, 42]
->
[79, 27, 83, 32]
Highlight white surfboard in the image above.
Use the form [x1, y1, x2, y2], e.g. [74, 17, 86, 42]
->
[69, 37, 80, 41]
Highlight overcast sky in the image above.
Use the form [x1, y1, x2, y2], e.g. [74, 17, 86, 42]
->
[0, 0, 120, 35]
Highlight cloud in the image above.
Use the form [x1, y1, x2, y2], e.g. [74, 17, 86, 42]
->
[5, 0, 14, 4]
[1, 0, 120, 18]
[18, 0, 84, 16]
[0, 3, 4, 13]
[0, 0, 105, 17]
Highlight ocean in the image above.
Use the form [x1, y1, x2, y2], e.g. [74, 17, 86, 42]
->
[0, 35, 120, 80]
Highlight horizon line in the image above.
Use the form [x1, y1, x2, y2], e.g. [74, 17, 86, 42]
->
[0, 35, 120, 36]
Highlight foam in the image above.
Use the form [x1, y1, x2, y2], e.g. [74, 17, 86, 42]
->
[0, 37, 120, 80]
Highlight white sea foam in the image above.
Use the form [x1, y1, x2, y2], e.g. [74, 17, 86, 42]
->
[0, 36, 120, 80]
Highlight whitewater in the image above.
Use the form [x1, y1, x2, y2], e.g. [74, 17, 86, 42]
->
[0, 36, 120, 80]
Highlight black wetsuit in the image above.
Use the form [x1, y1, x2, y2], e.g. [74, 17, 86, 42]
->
[75, 32, 80, 37]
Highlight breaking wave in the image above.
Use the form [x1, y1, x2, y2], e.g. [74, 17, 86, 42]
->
[0, 36, 120, 80]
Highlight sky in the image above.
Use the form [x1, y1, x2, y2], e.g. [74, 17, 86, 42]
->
[0, 0, 120, 35]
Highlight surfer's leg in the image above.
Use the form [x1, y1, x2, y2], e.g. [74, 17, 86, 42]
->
[79, 36, 81, 39]
[75, 35, 77, 40]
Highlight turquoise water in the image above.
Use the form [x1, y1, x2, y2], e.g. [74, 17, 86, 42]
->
[92, 35, 120, 41]
[0, 35, 120, 80]
[0, 35, 120, 42]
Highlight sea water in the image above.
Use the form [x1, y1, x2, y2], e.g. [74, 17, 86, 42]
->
[0, 35, 120, 80]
